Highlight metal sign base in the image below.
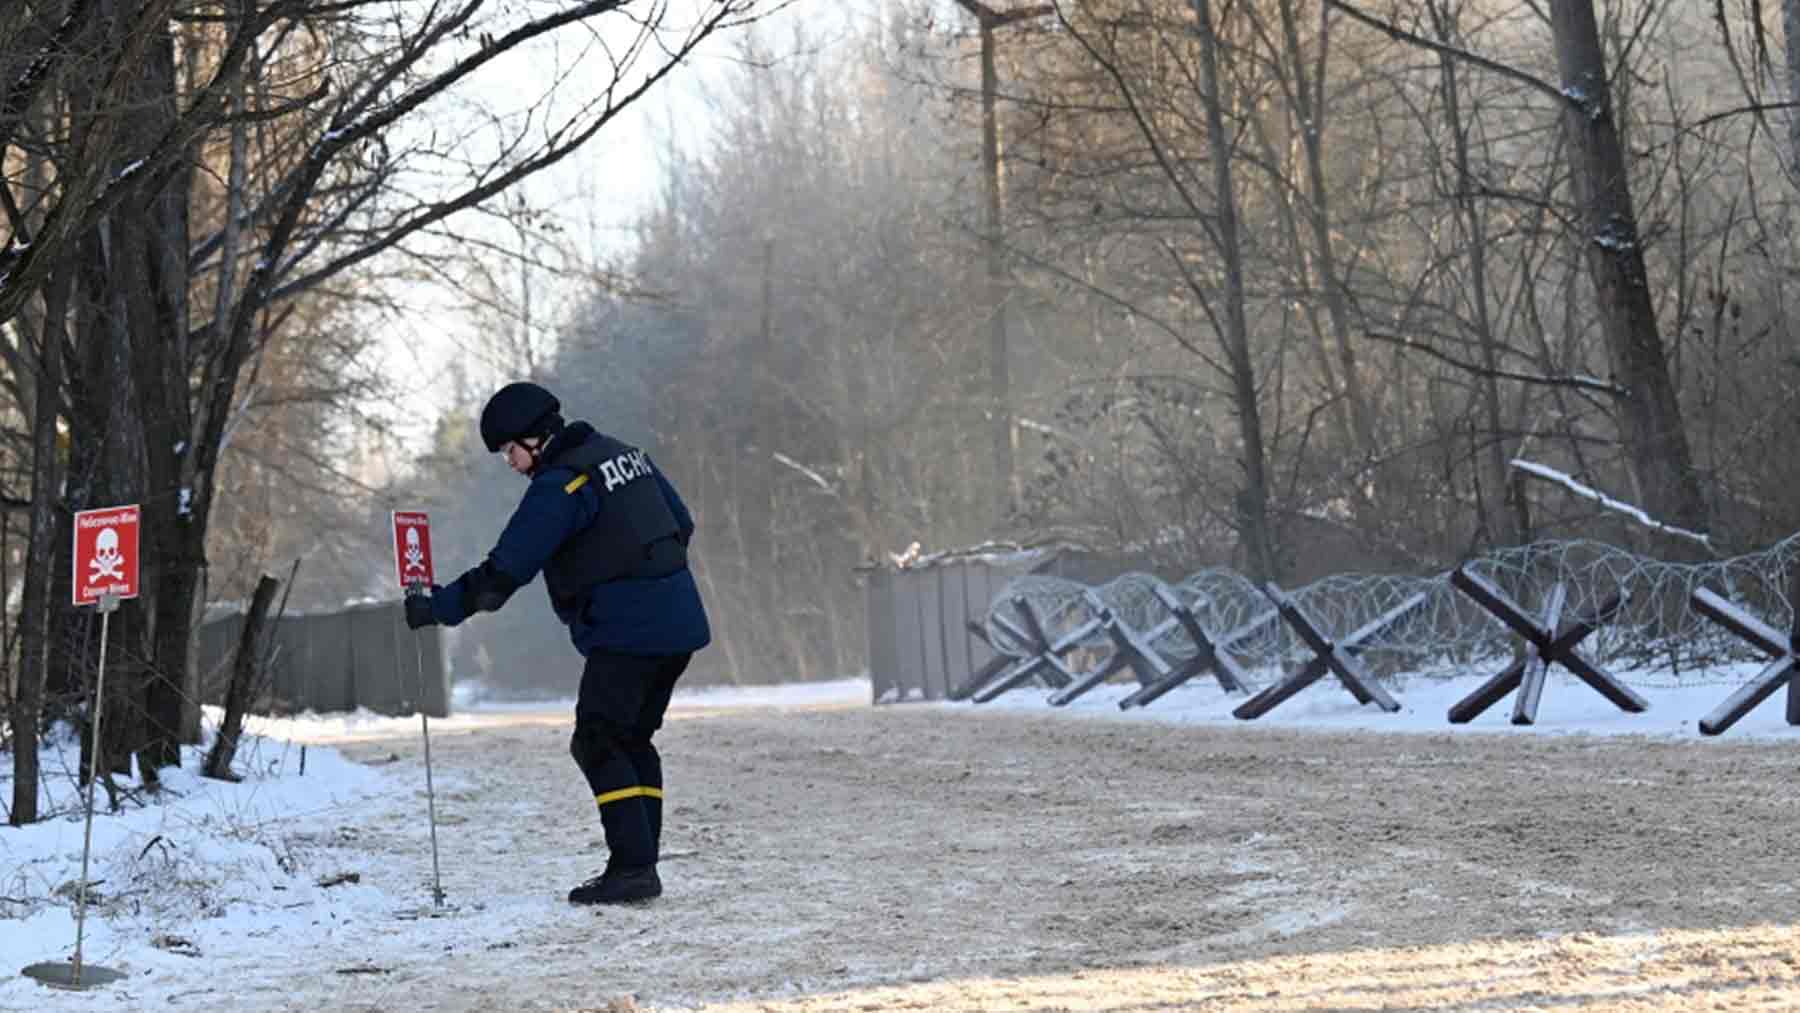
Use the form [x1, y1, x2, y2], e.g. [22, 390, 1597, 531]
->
[21, 961, 127, 990]
[393, 894, 483, 921]
[393, 902, 461, 921]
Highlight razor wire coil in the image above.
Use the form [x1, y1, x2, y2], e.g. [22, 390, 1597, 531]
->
[981, 535, 1800, 687]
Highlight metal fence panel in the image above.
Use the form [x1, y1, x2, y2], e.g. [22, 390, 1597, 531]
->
[889, 572, 921, 705]
[919, 569, 948, 700]
[304, 611, 357, 713]
[939, 565, 972, 691]
[350, 604, 405, 714]
[198, 601, 447, 717]
[865, 569, 899, 703]
[866, 552, 1046, 704]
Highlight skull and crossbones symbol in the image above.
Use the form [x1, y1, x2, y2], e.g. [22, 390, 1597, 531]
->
[401, 527, 427, 575]
[89, 527, 125, 583]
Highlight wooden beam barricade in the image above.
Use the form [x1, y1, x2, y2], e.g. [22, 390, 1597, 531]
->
[1446, 568, 1643, 725]
[1119, 583, 1268, 709]
[1047, 590, 1171, 706]
[969, 595, 1089, 703]
[948, 619, 1015, 702]
[1233, 584, 1421, 720]
[933, 556, 1800, 737]
[1689, 588, 1800, 736]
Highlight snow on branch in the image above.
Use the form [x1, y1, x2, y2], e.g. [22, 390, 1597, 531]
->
[772, 451, 833, 494]
[1018, 416, 1085, 443]
[1510, 458, 1713, 551]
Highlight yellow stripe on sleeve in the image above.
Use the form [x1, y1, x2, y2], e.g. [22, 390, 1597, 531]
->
[564, 473, 590, 494]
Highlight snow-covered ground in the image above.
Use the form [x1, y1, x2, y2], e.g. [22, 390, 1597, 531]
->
[970, 657, 1800, 739]
[2, 662, 1798, 1011]
[0, 677, 874, 1011]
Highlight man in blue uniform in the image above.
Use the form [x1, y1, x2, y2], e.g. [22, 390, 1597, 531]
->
[404, 381, 710, 905]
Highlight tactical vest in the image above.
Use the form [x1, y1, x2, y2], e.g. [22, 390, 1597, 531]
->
[540, 432, 687, 616]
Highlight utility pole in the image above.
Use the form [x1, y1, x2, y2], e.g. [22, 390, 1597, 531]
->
[953, 1, 1050, 519]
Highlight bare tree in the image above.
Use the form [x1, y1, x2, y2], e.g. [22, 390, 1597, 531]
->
[1328, 0, 1710, 546]
[7, 255, 70, 824]
[201, 572, 280, 781]
[1188, 0, 1277, 579]
[1426, 0, 1528, 546]
[1253, 0, 1376, 461]
[1008, 1, 1284, 578]
[6, 0, 785, 812]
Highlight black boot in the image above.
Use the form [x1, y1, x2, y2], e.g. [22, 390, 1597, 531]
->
[568, 864, 661, 906]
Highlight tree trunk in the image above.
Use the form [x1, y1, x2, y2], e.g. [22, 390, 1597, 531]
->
[954, 2, 1050, 521]
[9, 261, 72, 825]
[1277, 0, 1374, 458]
[977, 19, 1015, 517]
[43, 499, 79, 709]
[1549, 0, 1708, 539]
[74, 215, 149, 781]
[1192, 0, 1279, 582]
[202, 573, 279, 781]
[1433, 8, 1525, 546]
[125, 4, 192, 772]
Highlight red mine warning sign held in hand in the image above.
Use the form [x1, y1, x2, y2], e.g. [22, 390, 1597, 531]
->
[392, 510, 435, 590]
[73, 505, 140, 607]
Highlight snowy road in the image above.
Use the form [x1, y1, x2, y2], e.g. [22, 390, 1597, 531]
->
[9, 680, 1800, 1010]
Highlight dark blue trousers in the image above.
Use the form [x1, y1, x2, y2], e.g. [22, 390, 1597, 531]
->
[568, 651, 690, 869]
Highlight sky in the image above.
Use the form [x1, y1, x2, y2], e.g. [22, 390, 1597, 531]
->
[375, 7, 731, 443]
[376, 0, 873, 450]
[4, 658, 1799, 1010]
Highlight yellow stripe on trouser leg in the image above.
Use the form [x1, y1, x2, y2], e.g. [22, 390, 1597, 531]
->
[594, 785, 664, 807]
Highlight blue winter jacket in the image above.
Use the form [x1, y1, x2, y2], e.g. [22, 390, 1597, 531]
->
[428, 422, 712, 656]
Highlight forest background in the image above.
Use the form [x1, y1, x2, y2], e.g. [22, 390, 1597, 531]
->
[4, 0, 1800, 822]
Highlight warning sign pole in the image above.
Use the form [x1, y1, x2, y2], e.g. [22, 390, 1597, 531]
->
[25, 499, 139, 991]
[392, 510, 445, 909]
[71, 592, 120, 980]
[407, 581, 446, 907]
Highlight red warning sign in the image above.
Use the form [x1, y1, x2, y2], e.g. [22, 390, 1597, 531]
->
[73, 504, 141, 606]
[392, 510, 435, 589]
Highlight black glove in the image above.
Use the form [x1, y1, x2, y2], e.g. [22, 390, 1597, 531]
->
[404, 588, 439, 630]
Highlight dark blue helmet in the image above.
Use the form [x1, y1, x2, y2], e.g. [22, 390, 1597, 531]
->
[480, 382, 562, 453]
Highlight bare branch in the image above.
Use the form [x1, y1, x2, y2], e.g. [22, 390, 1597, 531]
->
[1361, 330, 1628, 397]
[1324, 0, 1566, 104]
[953, 1, 1054, 29]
